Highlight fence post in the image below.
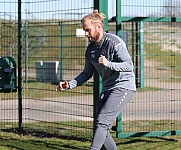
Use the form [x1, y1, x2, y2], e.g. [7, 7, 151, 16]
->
[116, 0, 123, 138]
[59, 22, 64, 81]
[140, 21, 144, 88]
[18, 0, 23, 130]
[24, 22, 28, 83]
[93, 0, 108, 128]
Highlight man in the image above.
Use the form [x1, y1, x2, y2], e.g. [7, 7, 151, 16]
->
[57, 9, 136, 150]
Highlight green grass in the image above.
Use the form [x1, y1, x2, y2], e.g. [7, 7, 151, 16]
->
[0, 82, 175, 99]
[0, 120, 181, 150]
[145, 43, 181, 78]
[0, 130, 181, 150]
[23, 81, 93, 98]
[0, 81, 93, 99]
[0, 82, 172, 99]
[0, 132, 90, 150]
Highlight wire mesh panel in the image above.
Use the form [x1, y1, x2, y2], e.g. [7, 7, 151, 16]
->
[0, 0, 19, 129]
[21, 0, 94, 140]
[116, 0, 181, 138]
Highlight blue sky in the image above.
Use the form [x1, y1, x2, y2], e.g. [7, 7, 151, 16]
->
[0, 0, 167, 20]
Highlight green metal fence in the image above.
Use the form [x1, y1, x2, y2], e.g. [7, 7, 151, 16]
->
[0, 0, 181, 141]
[21, 0, 94, 139]
[114, 0, 181, 138]
[0, 0, 19, 129]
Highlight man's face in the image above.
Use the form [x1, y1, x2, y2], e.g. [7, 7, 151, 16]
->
[82, 20, 100, 43]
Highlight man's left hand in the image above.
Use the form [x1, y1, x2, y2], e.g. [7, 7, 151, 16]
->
[98, 55, 108, 67]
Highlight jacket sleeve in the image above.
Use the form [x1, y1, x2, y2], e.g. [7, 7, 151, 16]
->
[107, 42, 134, 72]
[68, 58, 94, 89]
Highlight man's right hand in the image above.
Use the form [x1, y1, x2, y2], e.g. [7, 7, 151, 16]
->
[57, 81, 69, 91]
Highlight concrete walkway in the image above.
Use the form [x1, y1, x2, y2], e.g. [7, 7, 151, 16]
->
[0, 89, 181, 122]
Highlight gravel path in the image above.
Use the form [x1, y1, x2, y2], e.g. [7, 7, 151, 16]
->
[1, 88, 180, 122]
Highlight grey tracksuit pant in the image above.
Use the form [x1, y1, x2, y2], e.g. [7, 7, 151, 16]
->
[90, 87, 135, 150]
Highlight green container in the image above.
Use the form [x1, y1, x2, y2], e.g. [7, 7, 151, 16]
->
[0, 56, 17, 92]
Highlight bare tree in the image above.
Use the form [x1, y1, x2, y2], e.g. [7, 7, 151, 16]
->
[162, 0, 181, 17]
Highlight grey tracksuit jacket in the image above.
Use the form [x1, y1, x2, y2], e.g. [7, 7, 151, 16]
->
[68, 32, 136, 92]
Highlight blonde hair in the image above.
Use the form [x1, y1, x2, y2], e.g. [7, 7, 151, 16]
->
[81, 9, 105, 26]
